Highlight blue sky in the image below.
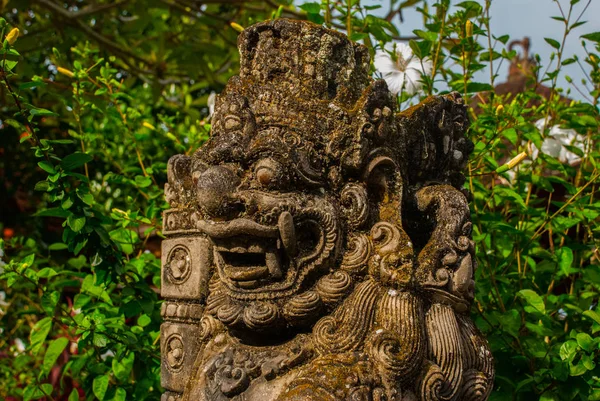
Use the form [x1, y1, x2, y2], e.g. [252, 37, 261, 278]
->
[300, 0, 600, 102]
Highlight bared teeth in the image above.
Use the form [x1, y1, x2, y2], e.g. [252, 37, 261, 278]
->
[278, 211, 297, 256]
[265, 250, 282, 279]
[224, 265, 269, 281]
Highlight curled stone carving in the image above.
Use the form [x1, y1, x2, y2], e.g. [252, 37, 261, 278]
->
[341, 233, 372, 274]
[341, 183, 369, 229]
[165, 334, 185, 372]
[161, 19, 493, 401]
[165, 245, 192, 284]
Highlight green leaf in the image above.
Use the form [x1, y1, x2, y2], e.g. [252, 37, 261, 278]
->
[576, 332, 594, 352]
[134, 175, 152, 188]
[299, 2, 320, 13]
[19, 81, 47, 90]
[38, 161, 56, 174]
[68, 389, 80, 401]
[137, 314, 151, 327]
[35, 208, 70, 218]
[413, 29, 438, 42]
[60, 152, 93, 171]
[48, 242, 68, 251]
[37, 267, 58, 279]
[22, 253, 36, 268]
[34, 181, 50, 192]
[581, 32, 600, 42]
[40, 384, 53, 396]
[23, 384, 46, 401]
[93, 374, 110, 400]
[559, 339, 578, 362]
[41, 290, 60, 314]
[518, 289, 546, 314]
[544, 37, 561, 50]
[109, 228, 139, 255]
[110, 388, 126, 401]
[42, 337, 69, 377]
[78, 192, 95, 206]
[112, 352, 135, 382]
[73, 293, 91, 310]
[409, 39, 432, 59]
[583, 310, 600, 325]
[400, 0, 421, 6]
[465, 82, 493, 93]
[67, 215, 86, 232]
[556, 247, 574, 276]
[93, 332, 108, 347]
[30, 317, 52, 354]
[29, 107, 58, 117]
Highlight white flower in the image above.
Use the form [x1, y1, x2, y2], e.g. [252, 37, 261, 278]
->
[532, 119, 586, 165]
[374, 42, 432, 96]
[207, 91, 216, 117]
[100, 349, 115, 360]
[14, 338, 26, 353]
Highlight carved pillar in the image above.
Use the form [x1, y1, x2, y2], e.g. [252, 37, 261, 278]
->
[162, 18, 494, 401]
[160, 211, 212, 401]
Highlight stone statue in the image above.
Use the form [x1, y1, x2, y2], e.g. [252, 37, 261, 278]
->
[161, 19, 494, 401]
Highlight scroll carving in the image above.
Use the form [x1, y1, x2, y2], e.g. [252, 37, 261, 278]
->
[161, 18, 494, 401]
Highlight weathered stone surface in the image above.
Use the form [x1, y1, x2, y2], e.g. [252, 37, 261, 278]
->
[161, 18, 493, 401]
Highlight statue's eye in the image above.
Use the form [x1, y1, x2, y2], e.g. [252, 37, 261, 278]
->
[254, 158, 288, 189]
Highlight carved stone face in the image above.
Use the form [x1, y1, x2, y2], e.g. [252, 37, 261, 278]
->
[192, 118, 350, 333]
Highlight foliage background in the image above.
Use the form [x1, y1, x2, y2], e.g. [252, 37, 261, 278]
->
[0, 0, 599, 400]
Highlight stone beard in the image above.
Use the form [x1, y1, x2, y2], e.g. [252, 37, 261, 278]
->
[161, 19, 494, 401]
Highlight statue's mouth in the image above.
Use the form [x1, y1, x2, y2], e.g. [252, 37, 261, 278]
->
[196, 212, 300, 290]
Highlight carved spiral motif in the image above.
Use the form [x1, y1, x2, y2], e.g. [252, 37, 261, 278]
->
[165, 245, 192, 284]
[316, 271, 353, 305]
[243, 302, 281, 330]
[341, 183, 369, 229]
[313, 280, 379, 354]
[208, 275, 222, 293]
[369, 221, 414, 285]
[206, 290, 229, 316]
[371, 221, 401, 254]
[341, 234, 372, 274]
[347, 387, 372, 401]
[199, 315, 222, 342]
[434, 267, 450, 286]
[368, 329, 406, 373]
[460, 370, 491, 401]
[283, 290, 322, 322]
[457, 236, 471, 252]
[217, 365, 250, 396]
[165, 334, 185, 372]
[217, 302, 244, 327]
[420, 303, 464, 401]
[420, 363, 447, 401]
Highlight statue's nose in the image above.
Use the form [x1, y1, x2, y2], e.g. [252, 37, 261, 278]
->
[195, 165, 241, 218]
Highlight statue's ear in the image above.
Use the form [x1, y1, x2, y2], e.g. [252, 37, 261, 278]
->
[339, 152, 401, 230]
[362, 152, 403, 223]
